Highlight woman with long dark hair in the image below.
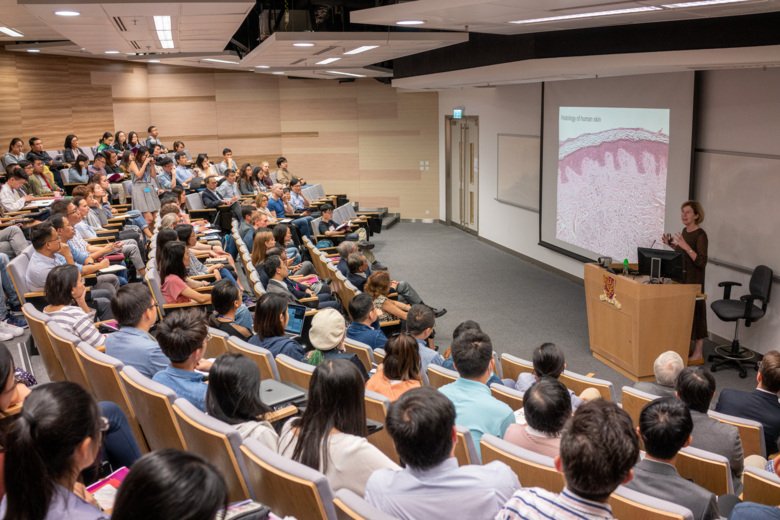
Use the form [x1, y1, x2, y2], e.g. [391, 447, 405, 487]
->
[279, 359, 398, 494]
[206, 354, 277, 449]
[126, 131, 140, 152]
[113, 131, 128, 152]
[111, 450, 227, 520]
[207, 281, 252, 340]
[1, 382, 108, 520]
[238, 163, 259, 195]
[65, 153, 90, 184]
[248, 293, 305, 361]
[1, 138, 24, 170]
[62, 134, 87, 165]
[193, 153, 216, 179]
[43, 265, 105, 349]
[159, 241, 211, 305]
[128, 146, 160, 224]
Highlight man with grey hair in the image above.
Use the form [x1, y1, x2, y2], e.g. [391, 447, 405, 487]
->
[633, 351, 684, 397]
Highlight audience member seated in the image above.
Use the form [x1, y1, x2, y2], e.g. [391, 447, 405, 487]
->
[62, 134, 87, 165]
[256, 162, 273, 188]
[26, 136, 66, 180]
[366, 387, 519, 519]
[27, 222, 115, 320]
[366, 271, 410, 322]
[174, 152, 193, 187]
[216, 169, 241, 200]
[193, 153, 217, 179]
[504, 378, 572, 458]
[206, 353, 279, 451]
[238, 163, 260, 195]
[730, 447, 780, 519]
[272, 224, 316, 275]
[43, 265, 106, 349]
[206, 279, 253, 341]
[254, 193, 277, 224]
[248, 293, 305, 361]
[677, 367, 744, 493]
[215, 148, 238, 176]
[1, 168, 41, 213]
[318, 203, 368, 245]
[346, 252, 370, 291]
[28, 157, 61, 197]
[438, 330, 515, 458]
[110, 449, 227, 520]
[715, 350, 780, 455]
[306, 308, 368, 380]
[64, 153, 90, 184]
[87, 152, 107, 179]
[0, 222, 28, 259]
[202, 175, 238, 209]
[274, 156, 293, 186]
[0, 253, 26, 338]
[625, 397, 720, 520]
[633, 350, 685, 397]
[105, 283, 168, 378]
[263, 254, 339, 311]
[144, 125, 166, 153]
[497, 400, 639, 520]
[278, 359, 399, 494]
[1, 138, 25, 170]
[267, 183, 313, 240]
[0, 381, 134, 520]
[159, 241, 212, 306]
[407, 304, 446, 373]
[366, 333, 422, 401]
[346, 293, 388, 350]
[155, 157, 175, 190]
[514, 342, 600, 409]
[250, 228, 276, 269]
[176, 223, 244, 294]
[152, 309, 211, 411]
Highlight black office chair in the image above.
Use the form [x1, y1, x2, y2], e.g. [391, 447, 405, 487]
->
[709, 265, 773, 378]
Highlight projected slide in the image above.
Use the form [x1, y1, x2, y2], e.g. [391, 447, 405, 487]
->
[556, 107, 670, 261]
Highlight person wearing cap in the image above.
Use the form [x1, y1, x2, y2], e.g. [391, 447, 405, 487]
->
[306, 308, 369, 381]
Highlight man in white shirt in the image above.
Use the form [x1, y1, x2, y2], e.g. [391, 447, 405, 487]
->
[365, 387, 520, 519]
[0, 168, 35, 212]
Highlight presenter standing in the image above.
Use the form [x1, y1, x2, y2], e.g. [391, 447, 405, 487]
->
[662, 201, 708, 363]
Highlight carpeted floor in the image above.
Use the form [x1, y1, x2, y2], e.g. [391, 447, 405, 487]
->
[371, 221, 758, 401]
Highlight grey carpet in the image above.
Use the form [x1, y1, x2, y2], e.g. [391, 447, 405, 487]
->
[372, 222, 758, 401]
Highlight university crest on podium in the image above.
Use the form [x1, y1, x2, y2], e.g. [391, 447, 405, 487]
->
[599, 274, 622, 309]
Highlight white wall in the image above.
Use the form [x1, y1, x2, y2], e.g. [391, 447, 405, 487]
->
[437, 70, 780, 354]
[438, 85, 582, 278]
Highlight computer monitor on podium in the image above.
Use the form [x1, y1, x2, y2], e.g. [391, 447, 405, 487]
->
[637, 248, 685, 282]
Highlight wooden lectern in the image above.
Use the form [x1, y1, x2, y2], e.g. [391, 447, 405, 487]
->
[584, 263, 699, 382]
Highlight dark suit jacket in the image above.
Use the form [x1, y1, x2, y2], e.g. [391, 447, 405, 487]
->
[201, 189, 224, 209]
[715, 388, 780, 456]
[347, 272, 367, 291]
[625, 459, 719, 520]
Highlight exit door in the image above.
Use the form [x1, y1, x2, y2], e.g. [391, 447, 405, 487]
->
[445, 115, 479, 233]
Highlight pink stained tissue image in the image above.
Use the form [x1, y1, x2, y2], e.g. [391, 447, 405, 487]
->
[556, 127, 668, 261]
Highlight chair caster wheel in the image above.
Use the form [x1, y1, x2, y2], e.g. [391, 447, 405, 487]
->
[739, 370, 747, 378]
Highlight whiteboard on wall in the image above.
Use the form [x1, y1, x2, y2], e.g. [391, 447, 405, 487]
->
[496, 133, 541, 211]
[695, 150, 780, 276]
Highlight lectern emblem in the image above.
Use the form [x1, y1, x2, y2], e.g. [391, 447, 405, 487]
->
[600, 275, 622, 309]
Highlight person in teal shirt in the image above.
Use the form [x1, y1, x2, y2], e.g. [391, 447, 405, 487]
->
[438, 330, 515, 461]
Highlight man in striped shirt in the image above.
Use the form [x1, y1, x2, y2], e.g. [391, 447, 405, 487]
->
[496, 400, 639, 520]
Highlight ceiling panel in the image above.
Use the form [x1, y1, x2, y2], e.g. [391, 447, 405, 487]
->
[352, 0, 780, 35]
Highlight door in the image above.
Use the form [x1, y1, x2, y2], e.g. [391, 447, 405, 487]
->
[445, 115, 479, 232]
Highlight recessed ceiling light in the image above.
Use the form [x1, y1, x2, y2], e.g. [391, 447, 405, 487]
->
[0, 27, 24, 38]
[396, 20, 424, 25]
[104, 50, 120, 54]
[326, 70, 365, 78]
[202, 58, 239, 65]
[55, 10, 80, 16]
[662, 0, 748, 7]
[26, 49, 40, 53]
[255, 65, 270, 69]
[344, 45, 378, 55]
[293, 42, 315, 47]
[154, 16, 174, 50]
[316, 57, 341, 65]
[272, 71, 285, 75]
[509, 6, 661, 24]
[148, 59, 161, 63]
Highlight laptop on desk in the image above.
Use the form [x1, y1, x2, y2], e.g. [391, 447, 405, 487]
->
[260, 379, 306, 409]
[285, 303, 306, 338]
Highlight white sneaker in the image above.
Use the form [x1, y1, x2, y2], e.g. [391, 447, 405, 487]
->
[0, 327, 13, 342]
[0, 321, 23, 338]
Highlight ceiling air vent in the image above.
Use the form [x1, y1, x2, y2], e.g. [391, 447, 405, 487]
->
[130, 41, 140, 49]
[113, 17, 127, 32]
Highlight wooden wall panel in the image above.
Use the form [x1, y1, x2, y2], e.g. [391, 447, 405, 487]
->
[0, 49, 439, 218]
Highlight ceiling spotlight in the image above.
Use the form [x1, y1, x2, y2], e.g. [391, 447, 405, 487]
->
[104, 50, 120, 54]
[255, 65, 270, 69]
[344, 45, 378, 55]
[26, 49, 40, 53]
[55, 10, 80, 16]
[293, 42, 315, 47]
[316, 57, 341, 65]
[0, 27, 24, 38]
[396, 20, 424, 25]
